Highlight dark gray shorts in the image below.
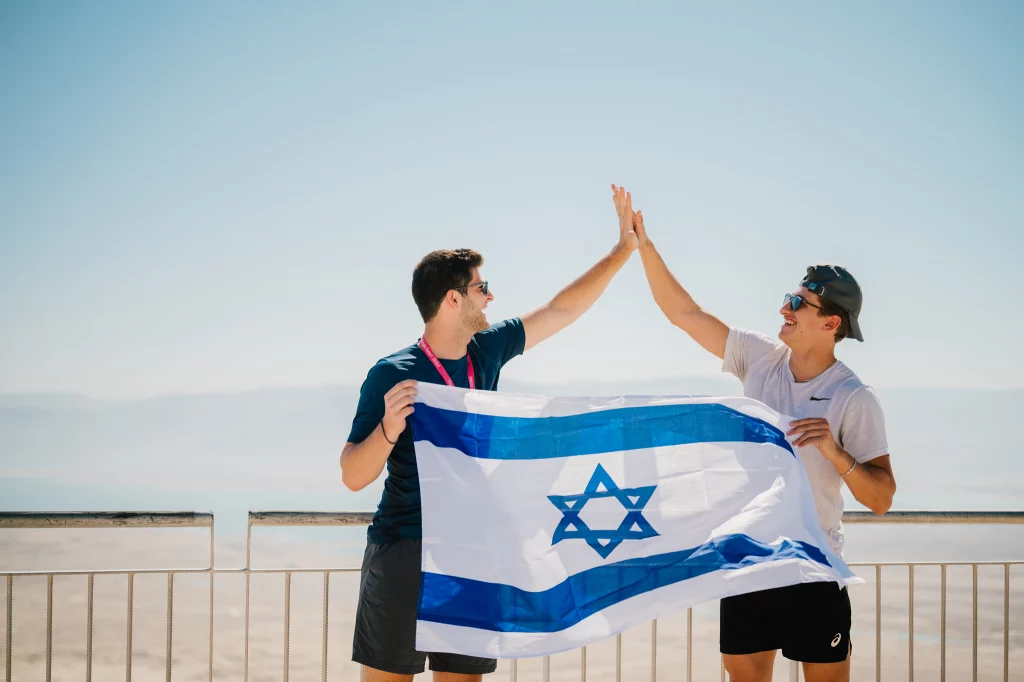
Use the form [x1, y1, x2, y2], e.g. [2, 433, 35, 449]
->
[352, 538, 498, 676]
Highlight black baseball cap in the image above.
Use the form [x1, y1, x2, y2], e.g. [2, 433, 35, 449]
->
[799, 265, 864, 342]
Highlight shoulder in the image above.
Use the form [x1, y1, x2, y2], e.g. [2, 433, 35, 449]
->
[831, 364, 883, 413]
[728, 327, 786, 361]
[470, 318, 524, 353]
[472, 318, 523, 341]
[830, 365, 889, 459]
[362, 344, 421, 387]
[731, 327, 783, 349]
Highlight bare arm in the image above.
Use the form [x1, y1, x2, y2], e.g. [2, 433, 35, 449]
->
[521, 246, 632, 351]
[788, 418, 897, 515]
[840, 454, 896, 515]
[339, 379, 417, 491]
[520, 185, 638, 351]
[631, 205, 729, 359]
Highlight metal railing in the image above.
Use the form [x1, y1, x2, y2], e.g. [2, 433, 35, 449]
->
[807, 512, 1020, 682]
[244, 511, 372, 682]
[0, 512, 215, 682]
[1, 510, 1020, 682]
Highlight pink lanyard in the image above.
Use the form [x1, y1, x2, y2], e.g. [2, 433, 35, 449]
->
[418, 338, 475, 389]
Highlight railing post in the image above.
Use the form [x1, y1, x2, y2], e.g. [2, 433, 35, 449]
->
[940, 564, 947, 682]
[908, 564, 914, 682]
[5, 575, 12, 682]
[244, 519, 252, 682]
[166, 572, 174, 682]
[284, 571, 292, 682]
[1004, 563, 1011, 682]
[46, 573, 53, 682]
[126, 573, 134, 682]
[208, 519, 214, 682]
[322, 572, 330, 682]
[876, 565, 882, 682]
[86, 573, 94, 682]
[650, 619, 656, 682]
[972, 564, 978, 682]
[687, 609, 692, 682]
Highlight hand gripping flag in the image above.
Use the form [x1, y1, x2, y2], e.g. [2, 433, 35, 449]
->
[411, 384, 861, 658]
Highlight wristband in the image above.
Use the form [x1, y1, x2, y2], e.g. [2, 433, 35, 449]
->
[380, 420, 398, 445]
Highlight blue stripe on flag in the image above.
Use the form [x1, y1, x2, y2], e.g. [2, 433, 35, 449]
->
[412, 401, 793, 459]
[418, 533, 829, 633]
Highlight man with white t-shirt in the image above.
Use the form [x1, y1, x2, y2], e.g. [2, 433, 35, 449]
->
[622, 190, 896, 682]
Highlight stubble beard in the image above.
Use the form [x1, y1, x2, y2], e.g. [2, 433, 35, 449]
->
[460, 301, 489, 336]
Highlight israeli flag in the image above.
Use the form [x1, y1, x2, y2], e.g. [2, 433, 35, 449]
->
[411, 384, 862, 659]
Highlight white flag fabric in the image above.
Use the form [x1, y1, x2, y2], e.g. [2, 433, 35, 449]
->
[411, 384, 862, 659]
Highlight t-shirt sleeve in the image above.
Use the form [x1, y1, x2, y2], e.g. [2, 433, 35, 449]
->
[839, 386, 890, 463]
[722, 327, 782, 382]
[346, 362, 402, 445]
[472, 317, 527, 367]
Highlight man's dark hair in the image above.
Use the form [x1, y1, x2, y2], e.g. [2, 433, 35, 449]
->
[817, 298, 849, 343]
[412, 249, 483, 322]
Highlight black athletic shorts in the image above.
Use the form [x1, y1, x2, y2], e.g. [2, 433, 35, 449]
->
[720, 582, 852, 663]
[352, 538, 498, 676]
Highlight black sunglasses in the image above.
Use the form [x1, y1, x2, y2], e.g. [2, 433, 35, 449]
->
[783, 292, 823, 312]
[455, 281, 490, 297]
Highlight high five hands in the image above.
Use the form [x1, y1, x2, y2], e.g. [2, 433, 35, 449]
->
[611, 184, 649, 250]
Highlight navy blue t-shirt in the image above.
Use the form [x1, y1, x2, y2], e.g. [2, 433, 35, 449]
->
[347, 318, 526, 543]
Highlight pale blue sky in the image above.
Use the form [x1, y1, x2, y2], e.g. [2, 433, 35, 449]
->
[1, 2, 1022, 397]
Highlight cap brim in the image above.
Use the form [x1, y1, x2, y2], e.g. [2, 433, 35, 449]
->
[847, 315, 864, 342]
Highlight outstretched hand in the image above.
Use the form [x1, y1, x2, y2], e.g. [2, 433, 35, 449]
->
[611, 184, 639, 252]
[634, 207, 649, 246]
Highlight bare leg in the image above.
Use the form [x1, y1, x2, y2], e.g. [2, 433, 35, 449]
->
[723, 650, 777, 682]
[434, 673, 484, 682]
[362, 666, 414, 682]
[801, 649, 850, 682]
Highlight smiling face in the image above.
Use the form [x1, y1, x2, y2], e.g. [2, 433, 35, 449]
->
[778, 286, 842, 350]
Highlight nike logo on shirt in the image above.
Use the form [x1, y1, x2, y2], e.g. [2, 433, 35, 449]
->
[810, 396, 831, 401]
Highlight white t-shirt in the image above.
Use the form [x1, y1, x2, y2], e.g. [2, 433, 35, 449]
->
[723, 328, 889, 556]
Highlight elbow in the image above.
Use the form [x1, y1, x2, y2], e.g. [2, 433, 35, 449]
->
[340, 451, 368, 492]
[869, 500, 892, 516]
[869, 482, 897, 515]
[652, 295, 679, 321]
[341, 467, 368, 492]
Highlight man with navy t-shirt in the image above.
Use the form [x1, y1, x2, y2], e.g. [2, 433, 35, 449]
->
[340, 186, 640, 681]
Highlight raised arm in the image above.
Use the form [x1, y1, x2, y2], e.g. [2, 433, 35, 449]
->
[520, 185, 638, 351]
[629, 195, 729, 359]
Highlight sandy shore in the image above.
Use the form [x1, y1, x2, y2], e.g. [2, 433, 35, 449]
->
[2, 528, 1021, 681]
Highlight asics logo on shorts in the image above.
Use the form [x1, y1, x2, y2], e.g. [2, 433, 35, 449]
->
[831, 633, 842, 647]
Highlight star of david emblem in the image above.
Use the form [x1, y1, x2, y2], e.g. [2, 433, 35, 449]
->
[548, 464, 659, 559]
